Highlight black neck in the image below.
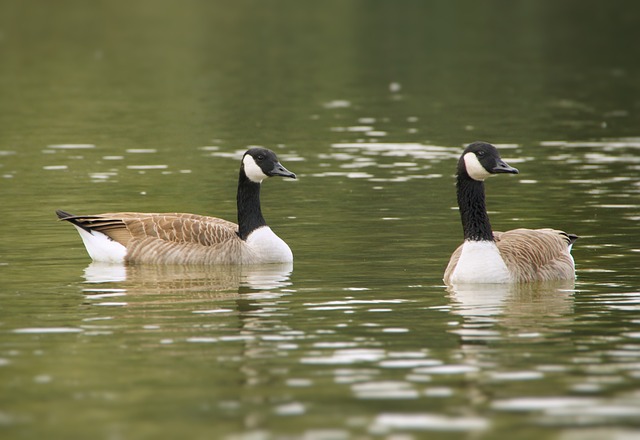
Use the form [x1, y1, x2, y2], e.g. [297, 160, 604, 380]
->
[456, 172, 495, 241]
[237, 170, 267, 240]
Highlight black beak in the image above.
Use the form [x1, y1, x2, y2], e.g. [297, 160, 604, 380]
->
[270, 163, 296, 179]
[493, 159, 519, 174]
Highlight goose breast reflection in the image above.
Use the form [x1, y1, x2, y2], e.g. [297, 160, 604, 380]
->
[444, 142, 578, 285]
[83, 261, 294, 291]
[57, 148, 296, 265]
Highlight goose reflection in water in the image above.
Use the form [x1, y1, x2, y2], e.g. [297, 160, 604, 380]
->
[443, 281, 578, 416]
[82, 261, 293, 300]
[447, 280, 576, 339]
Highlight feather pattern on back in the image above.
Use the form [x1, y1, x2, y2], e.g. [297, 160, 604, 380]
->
[58, 212, 257, 264]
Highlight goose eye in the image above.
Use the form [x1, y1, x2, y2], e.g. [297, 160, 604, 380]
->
[257, 154, 265, 161]
[477, 150, 485, 157]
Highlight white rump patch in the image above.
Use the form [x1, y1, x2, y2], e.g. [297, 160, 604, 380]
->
[463, 152, 491, 181]
[243, 155, 268, 183]
[72, 225, 127, 263]
[450, 240, 510, 284]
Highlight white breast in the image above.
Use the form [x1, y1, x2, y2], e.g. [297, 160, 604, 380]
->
[450, 240, 510, 284]
[244, 226, 293, 263]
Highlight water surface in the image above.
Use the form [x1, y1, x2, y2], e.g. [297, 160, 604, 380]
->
[1, 1, 640, 439]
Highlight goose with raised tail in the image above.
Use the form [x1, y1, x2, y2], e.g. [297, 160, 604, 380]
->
[57, 147, 296, 265]
[443, 142, 578, 284]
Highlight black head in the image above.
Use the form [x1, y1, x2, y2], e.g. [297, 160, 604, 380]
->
[241, 148, 296, 183]
[458, 141, 519, 181]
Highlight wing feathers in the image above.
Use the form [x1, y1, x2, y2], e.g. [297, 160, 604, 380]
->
[443, 243, 463, 284]
[100, 212, 239, 246]
[495, 228, 576, 282]
[58, 211, 243, 264]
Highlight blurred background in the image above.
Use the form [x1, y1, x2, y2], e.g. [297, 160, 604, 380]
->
[1, 1, 639, 439]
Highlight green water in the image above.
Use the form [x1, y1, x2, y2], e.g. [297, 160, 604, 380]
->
[1, 1, 639, 439]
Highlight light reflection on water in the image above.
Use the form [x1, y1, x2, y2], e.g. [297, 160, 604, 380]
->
[2, 128, 640, 438]
[1, 8, 639, 437]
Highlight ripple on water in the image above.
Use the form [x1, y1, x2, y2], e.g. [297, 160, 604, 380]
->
[491, 397, 599, 412]
[424, 387, 454, 397]
[488, 371, 545, 381]
[540, 138, 640, 149]
[313, 342, 359, 349]
[323, 99, 351, 109]
[322, 142, 465, 181]
[493, 396, 640, 427]
[305, 298, 407, 313]
[331, 125, 374, 132]
[381, 327, 409, 333]
[332, 142, 458, 162]
[301, 349, 386, 365]
[371, 413, 489, 433]
[286, 378, 313, 387]
[192, 309, 234, 314]
[413, 365, 480, 375]
[333, 368, 379, 385]
[126, 149, 157, 153]
[305, 299, 406, 307]
[186, 337, 219, 343]
[352, 381, 419, 399]
[89, 170, 118, 180]
[126, 165, 168, 170]
[48, 144, 96, 149]
[273, 402, 306, 416]
[208, 148, 306, 163]
[379, 359, 442, 368]
[12, 327, 84, 334]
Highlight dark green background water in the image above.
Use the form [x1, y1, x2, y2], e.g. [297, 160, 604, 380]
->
[1, 1, 639, 439]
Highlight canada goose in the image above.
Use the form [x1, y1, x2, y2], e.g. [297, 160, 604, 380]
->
[443, 142, 577, 284]
[57, 147, 296, 265]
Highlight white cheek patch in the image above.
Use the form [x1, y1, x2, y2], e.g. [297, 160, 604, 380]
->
[463, 152, 492, 181]
[243, 155, 268, 183]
